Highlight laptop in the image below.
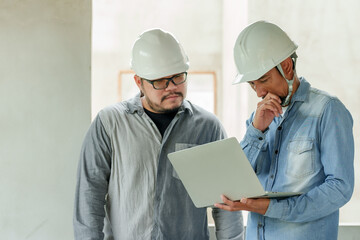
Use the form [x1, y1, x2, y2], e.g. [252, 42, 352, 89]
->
[168, 137, 302, 208]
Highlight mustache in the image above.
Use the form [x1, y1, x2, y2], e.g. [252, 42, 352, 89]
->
[161, 92, 183, 102]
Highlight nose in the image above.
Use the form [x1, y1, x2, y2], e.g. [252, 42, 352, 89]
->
[165, 80, 177, 90]
[253, 83, 267, 98]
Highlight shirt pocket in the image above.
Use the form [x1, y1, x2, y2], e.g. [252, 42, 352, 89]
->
[172, 143, 198, 179]
[286, 139, 315, 178]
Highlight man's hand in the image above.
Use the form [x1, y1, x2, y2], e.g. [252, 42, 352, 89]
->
[252, 93, 282, 132]
[214, 195, 270, 215]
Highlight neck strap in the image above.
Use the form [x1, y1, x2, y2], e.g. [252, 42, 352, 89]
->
[276, 52, 298, 106]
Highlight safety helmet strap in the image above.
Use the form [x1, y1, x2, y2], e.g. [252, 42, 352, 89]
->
[276, 52, 298, 106]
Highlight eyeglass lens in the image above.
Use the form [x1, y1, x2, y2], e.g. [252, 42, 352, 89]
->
[153, 73, 187, 89]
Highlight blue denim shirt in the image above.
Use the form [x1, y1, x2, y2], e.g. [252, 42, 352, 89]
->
[241, 78, 354, 240]
[74, 94, 244, 240]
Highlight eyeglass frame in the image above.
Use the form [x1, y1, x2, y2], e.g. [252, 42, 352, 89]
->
[141, 72, 188, 90]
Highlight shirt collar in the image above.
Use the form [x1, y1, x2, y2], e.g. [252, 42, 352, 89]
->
[126, 93, 193, 116]
[289, 77, 310, 104]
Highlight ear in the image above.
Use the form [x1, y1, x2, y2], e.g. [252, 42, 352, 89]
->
[280, 57, 294, 80]
[134, 75, 142, 89]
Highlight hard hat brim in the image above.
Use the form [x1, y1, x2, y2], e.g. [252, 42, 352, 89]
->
[232, 73, 245, 85]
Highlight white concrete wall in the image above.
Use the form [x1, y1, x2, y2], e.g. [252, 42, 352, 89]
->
[221, 0, 249, 141]
[0, 1, 91, 239]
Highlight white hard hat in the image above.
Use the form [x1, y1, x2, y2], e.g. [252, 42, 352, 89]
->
[233, 21, 298, 84]
[130, 28, 189, 80]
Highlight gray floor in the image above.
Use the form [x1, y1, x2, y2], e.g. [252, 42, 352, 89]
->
[209, 225, 360, 240]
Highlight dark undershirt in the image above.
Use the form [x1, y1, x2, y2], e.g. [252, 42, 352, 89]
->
[144, 108, 177, 136]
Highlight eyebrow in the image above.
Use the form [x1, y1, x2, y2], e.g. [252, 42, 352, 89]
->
[248, 74, 269, 84]
[258, 74, 269, 80]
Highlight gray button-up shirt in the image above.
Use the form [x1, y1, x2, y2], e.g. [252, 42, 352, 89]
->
[74, 95, 244, 240]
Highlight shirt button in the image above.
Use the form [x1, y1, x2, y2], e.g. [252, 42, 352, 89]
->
[258, 223, 263, 228]
[277, 126, 282, 130]
[275, 150, 279, 154]
[258, 137, 263, 140]
[270, 175, 274, 179]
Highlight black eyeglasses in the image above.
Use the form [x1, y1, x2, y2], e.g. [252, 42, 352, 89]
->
[142, 72, 187, 90]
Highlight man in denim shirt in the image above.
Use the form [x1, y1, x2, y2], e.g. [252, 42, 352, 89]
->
[215, 21, 354, 240]
[74, 28, 244, 240]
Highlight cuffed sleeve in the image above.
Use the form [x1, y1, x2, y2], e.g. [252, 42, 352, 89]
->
[240, 121, 268, 169]
[212, 207, 244, 240]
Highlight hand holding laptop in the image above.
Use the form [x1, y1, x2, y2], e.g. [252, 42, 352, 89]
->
[214, 195, 269, 215]
[168, 137, 302, 208]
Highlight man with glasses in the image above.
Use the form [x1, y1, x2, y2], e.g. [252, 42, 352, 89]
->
[74, 28, 244, 240]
